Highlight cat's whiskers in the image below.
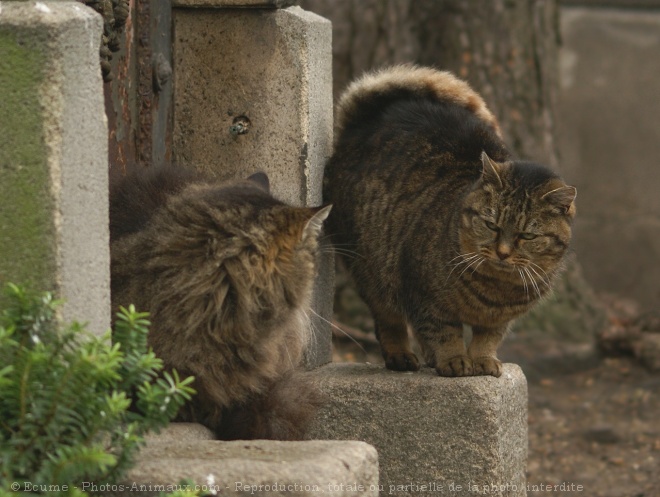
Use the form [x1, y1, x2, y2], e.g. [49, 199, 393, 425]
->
[307, 307, 368, 356]
[523, 266, 542, 300]
[528, 262, 552, 289]
[325, 247, 365, 260]
[284, 340, 294, 367]
[447, 251, 478, 265]
[469, 257, 486, 276]
[445, 252, 480, 283]
[300, 308, 317, 351]
[456, 255, 485, 279]
[517, 267, 530, 301]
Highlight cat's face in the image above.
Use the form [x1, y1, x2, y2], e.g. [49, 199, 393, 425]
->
[459, 154, 576, 278]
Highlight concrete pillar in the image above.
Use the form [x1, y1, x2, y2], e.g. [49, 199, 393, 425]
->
[171, 1, 334, 366]
[309, 364, 528, 497]
[0, 2, 110, 335]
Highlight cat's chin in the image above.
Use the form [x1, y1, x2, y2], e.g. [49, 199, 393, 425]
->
[487, 258, 517, 272]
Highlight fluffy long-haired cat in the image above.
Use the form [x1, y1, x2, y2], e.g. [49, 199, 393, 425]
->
[110, 167, 330, 439]
[324, 65, 576, 378]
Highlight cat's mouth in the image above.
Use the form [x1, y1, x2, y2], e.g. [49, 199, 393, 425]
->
[486, 256, 517, 272]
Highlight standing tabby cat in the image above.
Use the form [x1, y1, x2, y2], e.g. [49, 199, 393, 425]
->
[324, 65, 576, 378]
[110, 167, 329, 439]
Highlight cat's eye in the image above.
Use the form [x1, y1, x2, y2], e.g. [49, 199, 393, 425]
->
[519, 232, 537, 240]
[484, 220, 499, 231]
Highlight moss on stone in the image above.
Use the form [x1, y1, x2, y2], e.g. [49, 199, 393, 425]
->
[0, 30, 57, 303]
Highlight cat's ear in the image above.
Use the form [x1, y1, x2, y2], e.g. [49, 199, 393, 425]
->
[302, 205, 332, 241]
[480, 151, 503, 188]
[542, 185, 577, 216]
[247, 172, 270, 193]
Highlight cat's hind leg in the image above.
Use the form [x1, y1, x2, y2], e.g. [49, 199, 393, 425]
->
[216, 370, 324, 441]
[372, 307, 420, 371]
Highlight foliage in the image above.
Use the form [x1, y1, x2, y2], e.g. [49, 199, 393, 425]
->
[0, 284, 196, 496]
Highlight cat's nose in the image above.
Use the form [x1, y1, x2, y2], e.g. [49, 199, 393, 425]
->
[496, 244, 512, 260]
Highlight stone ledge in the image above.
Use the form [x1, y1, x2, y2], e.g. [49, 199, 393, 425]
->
[308, 363, 528, 497]
[560, 0, 660, 8]
[108, 428, 378, 497]
[173, 0, 299, 10]
[144, 422, 215, 444]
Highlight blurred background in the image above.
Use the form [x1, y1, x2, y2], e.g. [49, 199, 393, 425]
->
[298, 1, 660, 495]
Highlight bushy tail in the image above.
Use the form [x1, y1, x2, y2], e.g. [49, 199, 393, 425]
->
[217, 370, 324, 441]
[335, 64, 501, 141]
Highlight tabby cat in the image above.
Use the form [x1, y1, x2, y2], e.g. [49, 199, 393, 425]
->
[110, 167, 330, 439]
[323, 65, 576, 378]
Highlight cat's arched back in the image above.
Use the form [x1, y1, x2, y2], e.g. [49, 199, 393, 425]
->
[324, 65, 576, 378]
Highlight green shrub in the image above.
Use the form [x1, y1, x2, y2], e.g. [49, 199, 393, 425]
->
[0, 284, 196, 496]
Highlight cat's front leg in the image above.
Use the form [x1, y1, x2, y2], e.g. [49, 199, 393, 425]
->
[467, 325, 508, 377]
[415, 320, 473, 377]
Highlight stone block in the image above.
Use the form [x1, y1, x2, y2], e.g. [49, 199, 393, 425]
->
[560, 0, 660, 7]
[110, 435, 379, 496]
[172, 5, 331, 209]
[172, 5, 334, 366]
[173, 0, 299, 7]
[558, 7, 660, 311]
[308, 363, 528, 497]
[144, 422, 215, 444]
[0, 2, 110, 335]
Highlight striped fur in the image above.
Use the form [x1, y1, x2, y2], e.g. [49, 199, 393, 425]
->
[324, 66, 576, 377]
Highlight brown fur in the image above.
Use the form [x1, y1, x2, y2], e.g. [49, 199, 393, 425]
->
[335, 64, 502, 141]
[324, 66, 576, 377]
[110, 167, 329, 438]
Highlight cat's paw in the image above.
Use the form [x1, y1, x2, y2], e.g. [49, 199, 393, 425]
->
[436, 356, 473, 377]
[471, 356, 503, 377]
[384, 351, 421, 371]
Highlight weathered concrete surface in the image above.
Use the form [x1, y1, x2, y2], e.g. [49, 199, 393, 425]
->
[308, 363, 528, 497]
[0, 2, 110, 335]
[172, 5, 333, 366]
[173, 6, 331, 207]
[112, 435, 379, 496]
[558, 7, 660, 311]
[561, 0, 660, 7]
